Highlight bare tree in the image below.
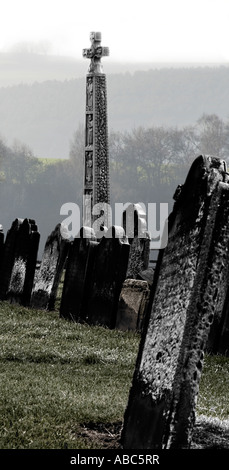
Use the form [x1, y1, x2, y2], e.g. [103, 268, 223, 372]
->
[196, 114, 227, 158]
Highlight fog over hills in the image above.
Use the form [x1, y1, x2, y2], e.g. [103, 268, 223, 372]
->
[0, 51, 229, 257]
[0, 51, 185, 86]
[0, 52, 229, 159]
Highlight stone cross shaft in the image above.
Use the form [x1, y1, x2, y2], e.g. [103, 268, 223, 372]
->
[82, 32, 110, 232]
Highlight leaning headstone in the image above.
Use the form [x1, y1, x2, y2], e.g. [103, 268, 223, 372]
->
[122, 155, 229, 449]
[31, 224, 69, 310]
[6, 218, 40, 306]
[60, 227, 97, 321]
[123, 203, 150, 279]
[84, 226, 130, 328]
[116, 279, 150, 332]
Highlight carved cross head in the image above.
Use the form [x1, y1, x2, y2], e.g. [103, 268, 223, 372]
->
[83, 31, 109, 74]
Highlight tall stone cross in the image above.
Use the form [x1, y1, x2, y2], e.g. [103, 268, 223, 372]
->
[82, 32, 111, 232]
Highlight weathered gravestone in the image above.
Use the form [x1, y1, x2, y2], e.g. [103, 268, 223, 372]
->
[116, 279, 150, 332]
[31, 224, 69, 310]
[0, 218, 40, 305]
[123, 203, 150, 279]
[60, 227, 97, 321]
[122, 155, 229, 449]
[83, 226, 130, 328]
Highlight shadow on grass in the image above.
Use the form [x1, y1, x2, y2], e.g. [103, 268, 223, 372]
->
[76, 417, 229, 449]
[192, 416, 229, 449]
[2, 353, 74, 364]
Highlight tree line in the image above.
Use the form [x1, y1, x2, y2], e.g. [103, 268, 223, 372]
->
[70, 113, 229, 209]
[0, 113, 228, 255]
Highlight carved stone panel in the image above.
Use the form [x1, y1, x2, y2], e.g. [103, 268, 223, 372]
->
[85, 151, 93, 188]
[86, 114, 93, 148]
[94, 75, 110, 205]
[86, 76, 93, 111]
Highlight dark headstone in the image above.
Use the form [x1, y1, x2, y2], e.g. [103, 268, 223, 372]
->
[60, 226, 97, 321]
[3, 218, 40, 305]
[31, 224, 69, 310]
[84, 226, 130, 328]
[123, 203, 150, 279]
[122, 155, 229, 449]
[0, 219, 23, 300]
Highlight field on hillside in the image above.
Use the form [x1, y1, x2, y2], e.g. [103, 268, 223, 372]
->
[0, 301, 229, 449]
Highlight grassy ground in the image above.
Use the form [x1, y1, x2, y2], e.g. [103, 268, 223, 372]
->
[0, 301, 139, 449]
[0, 300, 229, 449]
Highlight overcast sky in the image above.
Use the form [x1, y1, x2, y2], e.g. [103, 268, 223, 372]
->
[0, 0, 229, 63]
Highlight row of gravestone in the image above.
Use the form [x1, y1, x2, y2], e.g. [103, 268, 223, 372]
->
[0, 205, 151, 332]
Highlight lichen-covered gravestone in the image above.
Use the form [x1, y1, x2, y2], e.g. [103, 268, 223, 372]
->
[122, 155, 229, 449]
[31, 224, 69, 310]
[3, 218, 40, 305]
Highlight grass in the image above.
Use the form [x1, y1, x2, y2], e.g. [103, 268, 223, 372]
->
[196, 354, 229, 420]
[0, 300, 229, 449]
[0, 301, 140, 449]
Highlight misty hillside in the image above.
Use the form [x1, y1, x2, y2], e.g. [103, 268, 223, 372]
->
[0, 51, 167, 87]
[0, 60, 229, 158]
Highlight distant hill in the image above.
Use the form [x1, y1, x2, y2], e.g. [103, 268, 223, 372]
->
[0, 51, 177, 86]
[0, 54, 229, 158]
